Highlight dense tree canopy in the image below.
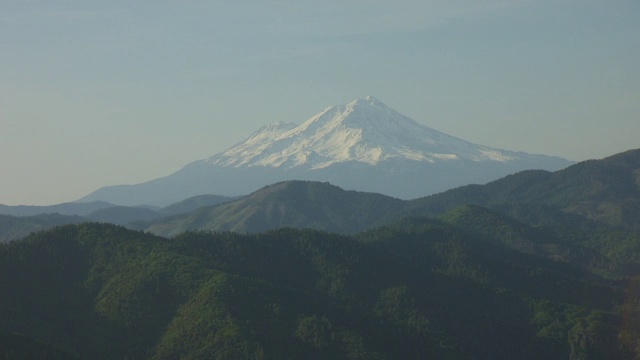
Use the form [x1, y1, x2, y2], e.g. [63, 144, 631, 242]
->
[0, 219, 637, 359]
[2, 149, 639, 359]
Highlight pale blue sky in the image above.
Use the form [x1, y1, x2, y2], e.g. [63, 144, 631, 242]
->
[1, 0, 638, 205]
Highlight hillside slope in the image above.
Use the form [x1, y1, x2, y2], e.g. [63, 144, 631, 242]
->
[1, 222, 635, 359]
[145, 181, 405, 236]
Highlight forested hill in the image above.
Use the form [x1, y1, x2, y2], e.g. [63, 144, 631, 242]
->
[0, 195, 238, 243]
[142, 181, 407, 236]
[1, 149, 639, 358]
[0, 213, 85, 243]
[2, 149, 638, 240]
[137, 149, 640, 241]
[1, 221, 638, 359]
[408, 148, 640, 228]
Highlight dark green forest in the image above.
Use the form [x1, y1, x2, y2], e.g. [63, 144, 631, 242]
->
[1, 149, 639, 359]
[1, 217, 639, 359]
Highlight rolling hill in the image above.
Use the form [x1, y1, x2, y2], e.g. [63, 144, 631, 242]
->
[1, 220, 635, 359]
[2, 149, 639, 359]
[143, 181, 405, 236]
[140, 149, 640, 238]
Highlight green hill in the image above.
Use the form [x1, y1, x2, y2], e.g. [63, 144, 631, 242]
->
[158, 194, 239, 216]
[140, 149, 640, 239]
[0, 221, 637, 359]
[2, 149, 640, 358]
[408, 148, 640, 228]
[145, 181, 406, 236]
[0, 213, 86, 243]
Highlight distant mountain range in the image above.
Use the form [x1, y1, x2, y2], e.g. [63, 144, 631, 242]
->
[2, 145, 639, 358]
[139, 149, 640, 240]
[2, 148, 637, 243]
[0, 195, 237, 242]
[0, 201, 115, 217]
[1, 148, 639, 359]
[79, 96, 572, 206]
[0, 213, 86, 243]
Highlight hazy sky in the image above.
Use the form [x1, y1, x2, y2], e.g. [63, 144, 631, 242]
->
[1, 0, 639, 205]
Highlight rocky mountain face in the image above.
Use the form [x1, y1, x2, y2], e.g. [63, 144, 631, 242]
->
[80, 97, 572, 206]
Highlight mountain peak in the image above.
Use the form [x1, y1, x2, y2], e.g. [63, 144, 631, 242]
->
[349, 95, 382, 106]
[206, 96, 521, 169]
[344, 96, 390, 115]
[79, 96, 574, 205]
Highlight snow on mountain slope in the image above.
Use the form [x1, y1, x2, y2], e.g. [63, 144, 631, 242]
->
[78, 96, 574, 206]
[208, 96, 514, 170]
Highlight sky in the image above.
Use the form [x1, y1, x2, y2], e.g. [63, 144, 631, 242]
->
[1, 0, 639, 205]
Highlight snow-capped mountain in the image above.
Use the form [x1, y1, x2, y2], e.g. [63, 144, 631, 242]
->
[209, 96, 509, 169]
[80, 97, 573, 206]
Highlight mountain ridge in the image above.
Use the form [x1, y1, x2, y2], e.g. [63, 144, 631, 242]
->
[1, 217, 634, 359]
[79, 96, 573, 206]
[206, 96, 557, 169]
[143, 181, 406, 236]
[0, 201, 114, 217]
[139, 149, 640, 241]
